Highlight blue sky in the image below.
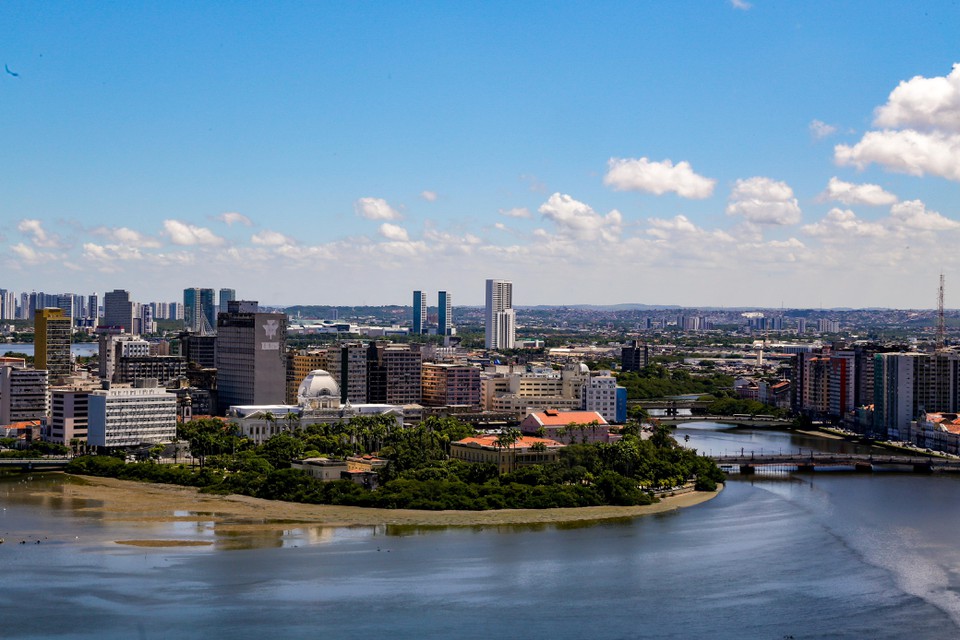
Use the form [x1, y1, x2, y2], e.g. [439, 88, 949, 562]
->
[2, 1, 960, 308]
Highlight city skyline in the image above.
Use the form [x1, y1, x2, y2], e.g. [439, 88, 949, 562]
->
[2, 3, 960, 307]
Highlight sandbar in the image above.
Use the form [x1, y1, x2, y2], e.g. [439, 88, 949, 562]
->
[44, 475, 722, 529]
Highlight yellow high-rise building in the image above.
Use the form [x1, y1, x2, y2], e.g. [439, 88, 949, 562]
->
[35, 307, 72, 382]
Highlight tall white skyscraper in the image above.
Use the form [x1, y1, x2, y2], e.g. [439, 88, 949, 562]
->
[485, 279, 515, 350]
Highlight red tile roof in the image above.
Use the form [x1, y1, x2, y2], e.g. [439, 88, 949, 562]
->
[524, 411, 608, 426]
[455, 434, 564, 449]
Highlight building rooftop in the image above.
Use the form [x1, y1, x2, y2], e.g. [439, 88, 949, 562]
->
[524, 410, 608, 426]
[454, 434, 565, 450]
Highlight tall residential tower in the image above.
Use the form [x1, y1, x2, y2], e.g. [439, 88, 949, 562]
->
[485, 279, 515, 350]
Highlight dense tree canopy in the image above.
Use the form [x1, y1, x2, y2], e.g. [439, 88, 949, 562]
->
[68, 415, 724, 511]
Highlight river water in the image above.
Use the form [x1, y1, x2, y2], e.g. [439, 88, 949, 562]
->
[2, 423, 960, 639]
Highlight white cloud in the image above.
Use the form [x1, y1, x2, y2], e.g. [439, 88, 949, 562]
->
[819, 177, 898, 206]
[420, 190, 438, 202]
[809, 119, 838, 139]
[603, 157, 716, 199]
[646, 215, 736, 243]
[500, 207, 532, 219]
[725, 177, 802, 225]
[10, 242, 50, 264]
[874, 63, 960, 132]
[835, 129, 960, 181]
[730, 0, 751, 9]
[162, 220, 226, 246]
[538, 193, 622, 242]
[802, 208, 888, 240]
[17, 219, 62, 248]
[378, 223, 410, 242]
[251, 230, 294, 246]
[217, 212, 253, 227]
[92, 226, 162, 248]
[888, 199, 960, 231]
[836, 65, 960, 182]
[355, 197, 402, 220]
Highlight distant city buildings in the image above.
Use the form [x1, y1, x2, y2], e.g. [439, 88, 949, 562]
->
[183, 287, 216, 333]
[485, 279, 515, 350]
[219, 288, 236, 314]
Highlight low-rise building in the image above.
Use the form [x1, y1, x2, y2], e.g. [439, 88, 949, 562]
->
[907, 412, 960, 455]
[450, 433, 565, 473]
[291, 457, 348, 481]
[519, 410, 611, 444]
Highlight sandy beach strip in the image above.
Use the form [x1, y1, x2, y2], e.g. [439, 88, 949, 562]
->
[47, 475, 722, 528]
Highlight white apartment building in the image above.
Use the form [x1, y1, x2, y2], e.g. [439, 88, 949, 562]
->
[485, 279, 515, 350]
[582, 372, 619, 423]
[87, 381, 177, 448]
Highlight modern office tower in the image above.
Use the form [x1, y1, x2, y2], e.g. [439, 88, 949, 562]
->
[219, 288, 236, 315]
[114, 355, 186, 386]
[35, 308, 72, 382]
[621, 340, 649, 372]
[184, 287, 216, 333]
[367, 342, 422, 404]
[412, 290, 426, 335]
[438, 290, 452, 336]
[421, 363, 481, 407]
[87, 294, 99, 322]
[216, 300, 287, 411]
[169, 302, 184, 321]
[0, 365, 48, 424]
[180, 333, 217, 369]
[324, 342, 368, 404]
[87, 381, 177, 448]
[102, 289, 135, 332]
[484, 279, 515, 350]
[20, 292, 29, 320]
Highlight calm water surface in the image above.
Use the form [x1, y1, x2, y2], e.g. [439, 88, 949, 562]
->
[2, 424, 960, 639]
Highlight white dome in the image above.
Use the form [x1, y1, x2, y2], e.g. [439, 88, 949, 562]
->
[297, 369, 340, 405]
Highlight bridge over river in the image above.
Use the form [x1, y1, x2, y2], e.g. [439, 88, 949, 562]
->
[0, 457, 71, 471]
[712, 453, 960, 474]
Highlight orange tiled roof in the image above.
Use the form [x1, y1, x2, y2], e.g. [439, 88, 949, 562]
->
[526, 410, 608, 426]
[455, 434, 564, 449]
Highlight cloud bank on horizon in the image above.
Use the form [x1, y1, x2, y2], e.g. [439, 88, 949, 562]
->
[1, 5, 959, 308]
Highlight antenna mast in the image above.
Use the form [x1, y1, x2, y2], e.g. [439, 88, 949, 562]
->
[937, 273, 946, 353]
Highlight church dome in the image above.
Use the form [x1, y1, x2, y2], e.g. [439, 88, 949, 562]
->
[297, 369, 340, 405]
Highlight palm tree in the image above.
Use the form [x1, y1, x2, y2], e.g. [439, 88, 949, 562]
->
[262, 411, 276, 438]
[285, 411, 301, 433]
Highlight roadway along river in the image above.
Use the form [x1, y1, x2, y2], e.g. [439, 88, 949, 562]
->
[2, 423, 960, 639]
